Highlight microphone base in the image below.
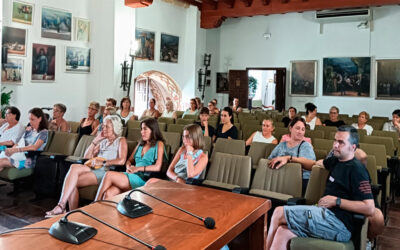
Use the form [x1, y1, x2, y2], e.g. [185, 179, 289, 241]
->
[117, 196, 153, 218]
[49, 220, 97, 244]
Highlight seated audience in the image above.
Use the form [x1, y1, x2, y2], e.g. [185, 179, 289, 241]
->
[141, 98, 161, 119]
[232, 97, 242, 113]
[98, 98, 117, 122]
[195, 97, 203, 110]
[246, 119, 278, 146]
[0, 106, 25, 147]
[208, 101, 219, 116]
[46, 115, 127, 216]
[0, 108, 48, 172]
[78, 101, 100, 138]
[94, 118, 165, 200]
[183, 98, 199, 118]
[352, 111, 373, 135]
[281, 106, 297, 128]
[92, 107, 117, 136]
[117, 97, 135, 125]
[49, 103, 70, 132]
[267, 126, 376, 249]
[268, 117, 316, 194]
[162, 100, 177, 119]
[383, 109, 400, 138]
[213, 107, 238, 142]
[301, 102, 322, 130]
[195, 107, 215, 137]
[323, 106, 345, 128]
[148, 124, 208, 185]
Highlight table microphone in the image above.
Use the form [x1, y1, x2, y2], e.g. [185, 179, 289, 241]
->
[49, 209, 166, 250]
[118, 189, 215, 229]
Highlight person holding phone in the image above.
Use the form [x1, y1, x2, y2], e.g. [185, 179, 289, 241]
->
[267, 117, 316, 194]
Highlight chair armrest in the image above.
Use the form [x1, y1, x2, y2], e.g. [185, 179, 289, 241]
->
[108, 165, 126, 172]
[46, 154, 68, 161]
[287, 197, 306, 206]
[377, 168, 389, 184]
[25, 151, 42, 157]
[186, 178, 204, 186]
[232, 187, 249, 194]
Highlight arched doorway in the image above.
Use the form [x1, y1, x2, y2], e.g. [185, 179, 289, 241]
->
[134, 71, 182, 116]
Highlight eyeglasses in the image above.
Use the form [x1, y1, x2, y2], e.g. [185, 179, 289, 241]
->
[53, 109, 61, 113]
[88, 107, 98, 111]
[329, 112, 338, 114]
[182, 135, 192, 140]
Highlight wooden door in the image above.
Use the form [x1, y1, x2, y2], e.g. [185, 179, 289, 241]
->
[228, 70, 248, 108]
[275, 68, 286, 111]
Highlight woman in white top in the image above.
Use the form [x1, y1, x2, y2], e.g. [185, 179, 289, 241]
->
[0, 106, 25, 147]
[161, 100, 177, 119]
[246, 119, 278, 146]
[117, 97, 135, 124]
[182, 98, 199, 118]
[352, 111, 373, 135]
[301, 102, 322, 130]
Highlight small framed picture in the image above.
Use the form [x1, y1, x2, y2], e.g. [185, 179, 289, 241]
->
[289, 60, 317, 96]
[65, 46, 91, 73]
[2, 58, 24, 85]
[2, 26, 27, 56]
[41, 6, 72, 41]
[12, 0, 34, 25]
[31, 43, 56, 82]
[75, 17, 90, 42]
[160, 33, 179, 63]
[376, 59, 400, 99]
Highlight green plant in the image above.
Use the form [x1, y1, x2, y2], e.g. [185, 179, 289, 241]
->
[248, 76, 258, 98]
[1, 87, 13, 117]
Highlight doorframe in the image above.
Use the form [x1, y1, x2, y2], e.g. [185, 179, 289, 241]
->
[246, 67, 286, 111]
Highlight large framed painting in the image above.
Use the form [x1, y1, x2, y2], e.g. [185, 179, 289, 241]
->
[1, 58, 24, 85]
[289, 60, 317, 96]
[160, 33, 179, 63]
[31, 43, 56, 82]
[135, 29, 155, 61]
[65, 46, 91, 73]
[75, 17, 90, 42]
[12, 0, 34, 25]
[323, 57, 371, 97]
[216, 72, 229, 93]
[376, 59, 400, 99]
[41, 7, 72, 40]
[2, 26, 27, 56]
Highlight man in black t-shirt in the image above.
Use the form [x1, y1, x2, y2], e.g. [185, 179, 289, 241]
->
[195, 107, 215, 138]
[266, 126, 375, 248]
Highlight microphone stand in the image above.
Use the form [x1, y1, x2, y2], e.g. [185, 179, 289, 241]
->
[49, 209, 166, 249]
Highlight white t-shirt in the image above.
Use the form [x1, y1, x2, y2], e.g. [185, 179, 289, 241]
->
[0, 122, 25, 144]
[117, 110, 135, 124]
[162, 110, 175, 118]
[302, 115, 317, 130]
[383, 121, 400, 137]
[352, 123, 373, 135]
[253, 131, 276, 144]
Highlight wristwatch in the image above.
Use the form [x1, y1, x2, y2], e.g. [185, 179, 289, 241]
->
[102, 160, 107, 168]
[336, 197, 341, 208]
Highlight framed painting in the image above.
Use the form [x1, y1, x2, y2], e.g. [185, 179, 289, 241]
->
[31, 43, 56, 82]
[289, 60, 317, 96]
[41, 7, 72, 40]
[65, 46, 91, 73]
[12, 0, 34, 25]
[135, 29, 155, 61]
[1, 58, 24, 85]
[75, 17, 90, 42]
[160, 33, 179, 63]
[323, 57, 371, 97]
[216, 72, 229, 93]
[2, 26, 27, 56]
[376, 59, 400, 99]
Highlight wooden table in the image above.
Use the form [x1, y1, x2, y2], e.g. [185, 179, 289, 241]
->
[0, 180, 271, 250]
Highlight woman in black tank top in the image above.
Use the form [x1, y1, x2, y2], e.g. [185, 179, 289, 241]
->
[78, 102, 100, 138]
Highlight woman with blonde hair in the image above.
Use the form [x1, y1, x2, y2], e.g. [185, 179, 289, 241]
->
[352, 111, 373, 135]
[246, 119, 278, 146]
[162, 100, 177, 119]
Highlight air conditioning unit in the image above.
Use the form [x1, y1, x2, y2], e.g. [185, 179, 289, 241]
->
[315, 8, 372, 23]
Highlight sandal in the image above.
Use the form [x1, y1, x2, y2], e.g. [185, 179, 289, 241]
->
[45, 203, 66, 218]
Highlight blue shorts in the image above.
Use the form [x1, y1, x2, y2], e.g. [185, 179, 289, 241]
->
[284, 205, 351, 242]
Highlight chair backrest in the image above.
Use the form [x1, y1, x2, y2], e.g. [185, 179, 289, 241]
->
[158, 122, 167, 132]
[372, 130, 400, 150]
[181, 114, 198, 120]
[73, 135, 95, 157]
[68, 121, 80, 133]
[304, 130, 325, 141]
[251, 159, 302, 197]
[367, 120, 385, 130]
[361, 135, 395, 156]
[274, 121, 285, 127]
[127, 140, 138, 158]
[161, 131, 181, 156]
[304, 165, 329, 205]
[240, 119, 260, 127]
[248, 142, 276, 169]
[313, 138, 334, 152]
[121, 127, 127, 137]
[158, 117, 175, 125]
[356, 129, 367, 138]
[211, 138, 245, 160]
[126, 120, 141, 130]
[176, 118, 195, 125]
[359, 143, 387, 168]
[44, 130, 55, 152]
[127, 128, 142, 142]
[366, 155, 378, 185]
[206, 152, 252, 188]
[315, 125, 337, 139]
[175, 111, 184, 118]
[273, 127, 289, 141]
[47, 132, 79, 155]
[203, 136, 212, 156]
[314, 149, 328, 160]
[167, 124, 185, 134]
[256, 112, 269, 121]
[208, 117, 218, 129]
[242, 124, 262, 141]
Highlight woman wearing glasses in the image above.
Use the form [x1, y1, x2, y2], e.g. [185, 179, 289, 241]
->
[323, 106, 345, 128]
[49, 103, 70, 132]
[77, 101, 100, 138]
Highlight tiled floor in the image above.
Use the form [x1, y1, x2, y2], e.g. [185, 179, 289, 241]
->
[0, 180, 399, 249]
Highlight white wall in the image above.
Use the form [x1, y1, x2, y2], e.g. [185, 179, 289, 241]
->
[134, 0, 203, 110]
[1, 0, 134, 124]
[205, 6, 400, 117]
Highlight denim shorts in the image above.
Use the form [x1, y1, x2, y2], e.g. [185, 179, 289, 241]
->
[284, 205, 351, 242]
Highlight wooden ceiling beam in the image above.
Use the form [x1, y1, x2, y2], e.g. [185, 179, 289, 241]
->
[262, 0, 271, 6]
[222, 0, 235, 8]
[201, 0, 218, 10]
[240, 0, 253, 7]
